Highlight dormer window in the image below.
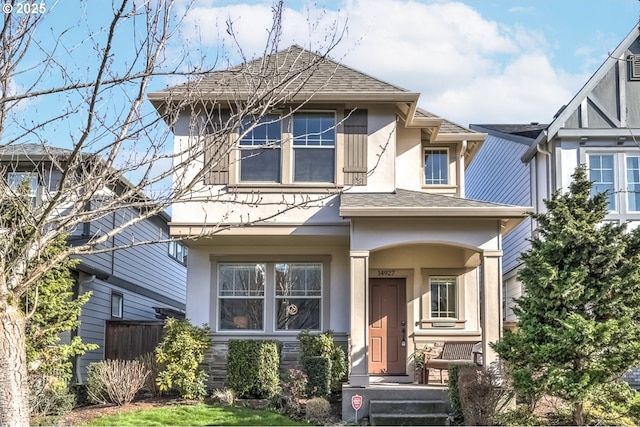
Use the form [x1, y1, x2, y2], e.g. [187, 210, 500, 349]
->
[424, 149, 448, 185]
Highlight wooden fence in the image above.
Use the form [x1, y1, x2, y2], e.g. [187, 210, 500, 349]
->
[105, 320, 164, 360]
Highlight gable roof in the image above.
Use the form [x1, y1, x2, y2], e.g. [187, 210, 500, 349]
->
[149, 45, 420, 104]
[470, 124, 548, 146]
[547, 23, 640, 140]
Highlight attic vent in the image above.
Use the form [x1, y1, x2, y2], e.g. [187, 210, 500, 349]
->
[629, 55, 640, 81]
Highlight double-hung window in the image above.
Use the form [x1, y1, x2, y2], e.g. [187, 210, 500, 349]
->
[424, 149, 448, 185]
[293, 112, 335, 183]
[218, 263, 265, 330]
[275, 263, 321, 330]
[588, 154, 615, 210]
[239, 115, 281, 182]
[430, 277, 457, 318]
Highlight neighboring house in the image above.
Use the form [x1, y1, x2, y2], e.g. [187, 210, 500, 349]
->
[466, 22, 640, 384]
[0, 143, 187, 382]
[149, 45, 528, 405]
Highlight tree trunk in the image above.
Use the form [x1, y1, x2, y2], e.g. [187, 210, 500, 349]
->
[574, 401, 584, 426]
[0, 303, 29, 427]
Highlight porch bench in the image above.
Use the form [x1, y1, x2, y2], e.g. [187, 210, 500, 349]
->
[424, 341, 481, 384]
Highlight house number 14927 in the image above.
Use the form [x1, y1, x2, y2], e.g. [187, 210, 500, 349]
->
[377, 269, 395, 276]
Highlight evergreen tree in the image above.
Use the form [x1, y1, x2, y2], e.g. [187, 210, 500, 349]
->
[3, 181, 96, 381]
[493, 165, 640, 425]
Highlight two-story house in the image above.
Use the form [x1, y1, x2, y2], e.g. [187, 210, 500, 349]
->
[466, 22, 640, 386]
[0, 143, 187, 382]
[149, 45, 528, 417]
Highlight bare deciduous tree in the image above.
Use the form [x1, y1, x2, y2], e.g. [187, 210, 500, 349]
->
[0, 0, 345, 424]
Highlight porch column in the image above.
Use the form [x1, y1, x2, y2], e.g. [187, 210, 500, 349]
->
[349, 250, 370, 386]
[481, 250, 503, 367]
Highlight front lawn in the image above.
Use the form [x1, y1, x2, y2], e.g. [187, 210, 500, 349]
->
[82, 403, 310, 426]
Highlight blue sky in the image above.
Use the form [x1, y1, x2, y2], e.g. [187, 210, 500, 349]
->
[7, 0, 640, 149]
[169, 0, 640, 125]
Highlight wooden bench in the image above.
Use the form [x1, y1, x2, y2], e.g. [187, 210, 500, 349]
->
[424, 341, 481, 384]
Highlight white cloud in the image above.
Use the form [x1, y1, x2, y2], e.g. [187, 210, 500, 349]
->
[178, 0, 593, 126]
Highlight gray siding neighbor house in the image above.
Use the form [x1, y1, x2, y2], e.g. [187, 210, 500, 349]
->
[465, 21, 640, 386]
[0, 143, 186, 382]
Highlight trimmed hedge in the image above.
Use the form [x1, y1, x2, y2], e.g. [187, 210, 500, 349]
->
[303, 356, 331, 398]
[227, 339, 281, 399]
[297, 330, 347, 392]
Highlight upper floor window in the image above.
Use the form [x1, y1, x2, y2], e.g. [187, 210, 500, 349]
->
[627, 157, 640, 212]
[293, 112, 335, 183]
[168, 241, 188, 265]
[424, 149, 448, 185]
[588, 154, 615, 210]
[239, 115, 281, 182]
[8, 172, 39, 206]
[430, 276, 457, 318]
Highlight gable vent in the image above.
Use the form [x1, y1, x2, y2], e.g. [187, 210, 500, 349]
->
[629, 55, 640, 81]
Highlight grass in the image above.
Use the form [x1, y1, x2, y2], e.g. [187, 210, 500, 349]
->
[82, 403, 310, 426]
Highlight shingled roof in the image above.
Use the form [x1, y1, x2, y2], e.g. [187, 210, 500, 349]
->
[148, 45, 420, 103]
[339, 189, 528, 231]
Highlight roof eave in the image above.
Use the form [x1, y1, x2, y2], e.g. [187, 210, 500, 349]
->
[148, 91, 420, 104]
[339, 206, 531, 218]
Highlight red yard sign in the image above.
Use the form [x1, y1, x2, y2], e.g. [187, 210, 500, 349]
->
[351, 394, 363, 411]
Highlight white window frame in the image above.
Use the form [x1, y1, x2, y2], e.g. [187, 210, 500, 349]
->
[430, 276, 457, 319]
[274, 262, 322, 331]
[111, 292, 123, 319]
[291, 111, 336, 184]
[587, 153, 616, 212]
[168, 241, 188, 265]
[423, 148, 449, 186]
[238, 114, 282, 183]
[217, 263, 266, 332]
[7, 172, 40, 206]
[214, 260, 325, 333]
[626, 155, 640, 213]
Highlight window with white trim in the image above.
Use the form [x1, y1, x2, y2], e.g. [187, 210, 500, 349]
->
[8, 172, 39, 206]
[430, 277, 457, 318]
[239, 115, 281, 182]
[275, 263, 321, 330]
[217, 261, 323, 332]
[168, 241, 188, 265]
[111, 292, 123, 319]
[424, 149, 448, 185]
[218, 263, 265, 330]
[293, 112, 335, 183]
[627, 156, 640, 211]
[588, 154, 615, 210]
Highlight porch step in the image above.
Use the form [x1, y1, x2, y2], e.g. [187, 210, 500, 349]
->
[369, 399, 449, 426]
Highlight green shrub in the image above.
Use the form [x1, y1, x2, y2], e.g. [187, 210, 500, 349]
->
[211, 388, 236, 406]
[297, 330, 347, 392]
[303, 356, 330, 398]
[447, 363, 466, 424]
[305, 397, 331, 424]
[491, 405, 544, 426]
[156, 318, 211, 400]
[227, 339, 281, 399]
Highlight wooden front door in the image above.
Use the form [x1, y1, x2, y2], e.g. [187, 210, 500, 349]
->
[369, 278, 407, 374]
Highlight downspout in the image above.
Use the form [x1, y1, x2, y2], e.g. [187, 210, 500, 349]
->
[535, 134, 552, 213]
[459, 140, 467, 198]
